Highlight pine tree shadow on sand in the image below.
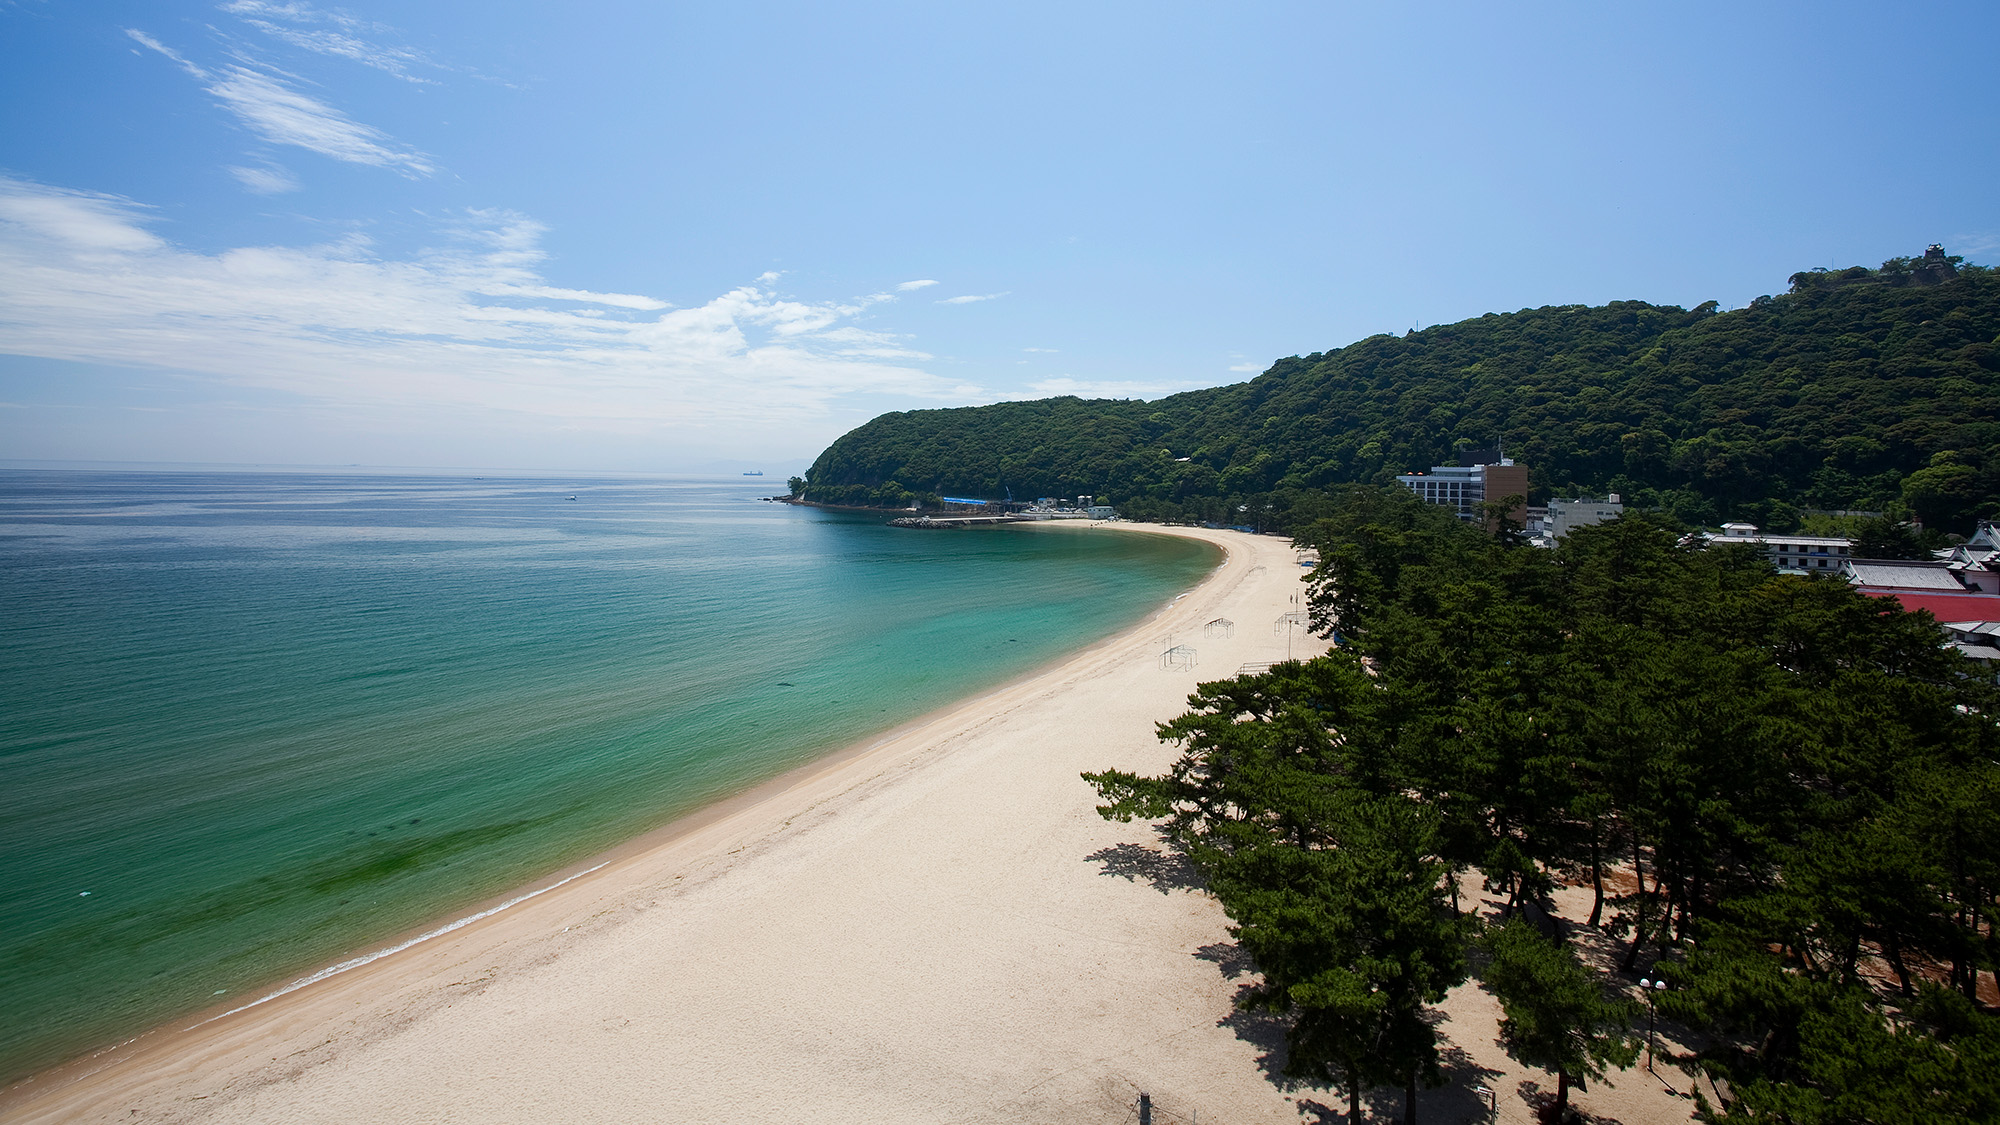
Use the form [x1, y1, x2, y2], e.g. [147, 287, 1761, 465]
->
[1421, 1045, 1508, 1124]
[1209, 977, 1293, 1086]
[1518, 1078, 1627, 1125]
[1194, 941, 1255, 979]
[1085, 835, 1207, 895]
[1199, 942, 1505, 1124]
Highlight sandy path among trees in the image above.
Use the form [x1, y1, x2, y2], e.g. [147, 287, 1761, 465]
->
[3, 526, 1697, 1125]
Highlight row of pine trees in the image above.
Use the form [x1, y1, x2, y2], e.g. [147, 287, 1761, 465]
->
[1089, 487, 1999, 1122]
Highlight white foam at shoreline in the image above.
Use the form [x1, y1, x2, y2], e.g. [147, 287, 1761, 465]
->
[189, 862, 608, 1029]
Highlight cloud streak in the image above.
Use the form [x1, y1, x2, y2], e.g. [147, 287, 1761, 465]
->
[896, 279, 938, 291]
[221, 1, 444, 84]
[938, 291, 1009, 305]
[0, 178, 968, 439]
[127, 28, 434, 176]
[228, 163, 302, 194]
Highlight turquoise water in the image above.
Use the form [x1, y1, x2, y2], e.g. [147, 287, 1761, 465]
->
[0, 470, 1217, 1084]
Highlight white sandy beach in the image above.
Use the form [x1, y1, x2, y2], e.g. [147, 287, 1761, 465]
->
[3, 526, 1699, 1125]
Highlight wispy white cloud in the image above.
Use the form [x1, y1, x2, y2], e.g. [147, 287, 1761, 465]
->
[489, 284, 666, 311]
[1228, 362, 1262, 373]
[814, 326, 932, 360]
[0, 177, 969, 439]
[0, 184, 164, 253]
[220, 2, 354, 25]
[124, 28, 193, 68]
[228, 163, 302, 194]
[938, 291, 1008, 305]
[896, 279, 938, 291]
[1023, 346, 1058, 353]
[204, 63, 434, 175]
[1949, 232, 2000, 258]
[243, 23, 437, 83]
[127, 28, 434, 176]
[221, 0, 442, 84]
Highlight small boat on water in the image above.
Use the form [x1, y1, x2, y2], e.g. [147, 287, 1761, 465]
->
[742, 471, 764, 476]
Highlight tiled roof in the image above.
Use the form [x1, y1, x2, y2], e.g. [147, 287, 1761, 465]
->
[1848, 561, 1967, 590]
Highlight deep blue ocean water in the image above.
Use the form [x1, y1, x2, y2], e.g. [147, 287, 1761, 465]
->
[0, 470, 1217, 1083]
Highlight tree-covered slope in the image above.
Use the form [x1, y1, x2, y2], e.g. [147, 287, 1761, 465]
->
[801, 255, 2000, 531]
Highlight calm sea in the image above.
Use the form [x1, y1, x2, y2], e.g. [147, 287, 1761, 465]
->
[0, 470, 1217, 1084]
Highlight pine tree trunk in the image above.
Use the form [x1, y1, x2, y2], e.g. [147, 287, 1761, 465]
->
[1884, 933, 1914, 996]
[1588, 833, 1604, 928]
[1554, 1070, 1572, 1121]
[1958, 902, 1979, 1000]
[1656, 878, 1680, 962]
[1621, 918, 1649, 974]
[1346, 1062, 1363, 1125]
[1621, 838, 1650, 972]
[1404, 1073, 1418, 1125]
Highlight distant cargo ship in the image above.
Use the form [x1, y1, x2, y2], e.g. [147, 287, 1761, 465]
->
[742, 471, 764, 476]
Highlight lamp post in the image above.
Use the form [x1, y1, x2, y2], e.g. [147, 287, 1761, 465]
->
[1640, 977, 1667, 1071]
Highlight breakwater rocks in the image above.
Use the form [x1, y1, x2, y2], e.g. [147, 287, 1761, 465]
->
[888, 514, 1024, 529]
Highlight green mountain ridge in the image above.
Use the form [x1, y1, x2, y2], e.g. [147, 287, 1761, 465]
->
[801, 252, 2000, 532]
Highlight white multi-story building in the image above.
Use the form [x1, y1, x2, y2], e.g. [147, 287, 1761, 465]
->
[1395, 459, 1529, 523]
[1396, 465, 1483, 517]
[1546, 496, 1624, 539]
[1707, 522, 1853, 572]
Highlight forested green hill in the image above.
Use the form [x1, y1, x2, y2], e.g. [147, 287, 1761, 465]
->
[800, 253, 2000, 533]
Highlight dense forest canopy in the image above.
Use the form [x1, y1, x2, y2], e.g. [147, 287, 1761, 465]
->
[800, 251, 2000, 534]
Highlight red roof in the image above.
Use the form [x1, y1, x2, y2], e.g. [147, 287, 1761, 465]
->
[1858, 589, 2000, 619]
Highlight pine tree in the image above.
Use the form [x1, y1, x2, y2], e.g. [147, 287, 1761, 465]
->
[1482, 920, 1638, 1122]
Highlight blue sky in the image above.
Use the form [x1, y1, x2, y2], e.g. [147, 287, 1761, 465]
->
[2, 1, 1996, 473]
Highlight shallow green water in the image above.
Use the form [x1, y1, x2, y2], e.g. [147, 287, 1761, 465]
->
[0, 470, 1217, 1083]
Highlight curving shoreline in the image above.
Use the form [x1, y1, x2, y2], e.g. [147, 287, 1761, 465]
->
[4, 525, 1334, 1124]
